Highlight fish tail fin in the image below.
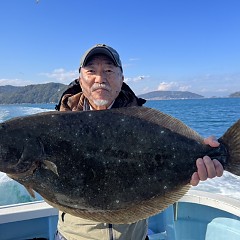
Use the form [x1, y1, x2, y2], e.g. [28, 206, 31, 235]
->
[220, 119, 240, 176]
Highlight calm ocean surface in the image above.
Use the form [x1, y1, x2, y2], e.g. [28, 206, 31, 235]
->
[0, 98, 240, 205]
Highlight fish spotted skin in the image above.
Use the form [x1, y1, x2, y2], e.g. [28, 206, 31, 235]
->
[0, 106, 239, 223]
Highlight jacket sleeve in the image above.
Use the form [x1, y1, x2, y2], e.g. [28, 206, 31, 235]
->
[55, 79, 81, 111]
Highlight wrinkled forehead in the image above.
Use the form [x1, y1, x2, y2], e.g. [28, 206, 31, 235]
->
[84, 54, 116, 67]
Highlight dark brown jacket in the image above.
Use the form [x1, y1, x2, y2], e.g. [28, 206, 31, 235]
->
[55, 80, 146, 111]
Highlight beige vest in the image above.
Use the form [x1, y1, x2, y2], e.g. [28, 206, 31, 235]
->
[58, 211, 148, 240]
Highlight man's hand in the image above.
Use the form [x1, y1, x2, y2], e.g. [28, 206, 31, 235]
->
[190, 136, 224, 186]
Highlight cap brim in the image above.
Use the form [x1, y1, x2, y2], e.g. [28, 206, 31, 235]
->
[81, 47, 118, 67]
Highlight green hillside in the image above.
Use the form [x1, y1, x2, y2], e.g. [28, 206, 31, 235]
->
[0, 83, 67, 104]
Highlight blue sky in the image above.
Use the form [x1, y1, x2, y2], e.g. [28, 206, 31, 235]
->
[0, 0, 240, 97]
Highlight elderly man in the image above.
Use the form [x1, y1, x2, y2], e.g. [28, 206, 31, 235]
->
[55, 44, 223, 240]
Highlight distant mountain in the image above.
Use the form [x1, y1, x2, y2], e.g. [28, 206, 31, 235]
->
[138, 91, 204, 100]
[1, 83, 238, 104]
[0, 83, 67, 104]
[229, 92, 240, 98]
[0, 85, 20, 93]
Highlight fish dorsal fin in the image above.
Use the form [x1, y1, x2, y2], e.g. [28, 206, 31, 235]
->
[112, 106, 204, 143]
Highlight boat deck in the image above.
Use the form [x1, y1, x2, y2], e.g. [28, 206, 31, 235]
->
[1, 190, 240, 240]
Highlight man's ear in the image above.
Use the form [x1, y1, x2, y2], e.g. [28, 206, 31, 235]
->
[121, 75, 124, 84]
[79, 77, 82, 87]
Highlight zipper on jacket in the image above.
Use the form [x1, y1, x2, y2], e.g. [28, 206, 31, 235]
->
[108, 224, 114, 240]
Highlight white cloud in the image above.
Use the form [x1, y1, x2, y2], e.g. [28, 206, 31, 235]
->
[124, 75, 150, 83]
[158, 82, 173, 91]
[157, 81, 190, 91]
[0, 78, 32, 86]
[216, 88, 229, 92]
[39, 68, 78, 83]
[129, 58, 140, 61]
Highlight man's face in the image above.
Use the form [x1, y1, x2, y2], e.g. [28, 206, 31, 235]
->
[79, 55, 124, 110]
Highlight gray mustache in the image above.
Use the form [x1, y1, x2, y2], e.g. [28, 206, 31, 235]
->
[91, 84, 111, 91]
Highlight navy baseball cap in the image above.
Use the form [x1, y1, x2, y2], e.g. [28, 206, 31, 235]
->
[79, 44, 122, 72]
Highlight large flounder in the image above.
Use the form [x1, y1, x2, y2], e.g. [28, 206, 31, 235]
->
[0, 106, 240, 223]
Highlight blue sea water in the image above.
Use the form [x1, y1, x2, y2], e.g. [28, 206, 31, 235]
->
[145, 98, 240, 138]
[0, 98, 240, 206]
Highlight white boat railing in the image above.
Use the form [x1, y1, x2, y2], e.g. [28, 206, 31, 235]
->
[179, 189, 240, 217]
[0, 190, 240, 240]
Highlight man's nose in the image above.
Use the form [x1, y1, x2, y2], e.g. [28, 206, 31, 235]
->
[95, 72, 106, 83]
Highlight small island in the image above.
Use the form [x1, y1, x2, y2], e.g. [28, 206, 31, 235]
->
[138, 91, 204, 100]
